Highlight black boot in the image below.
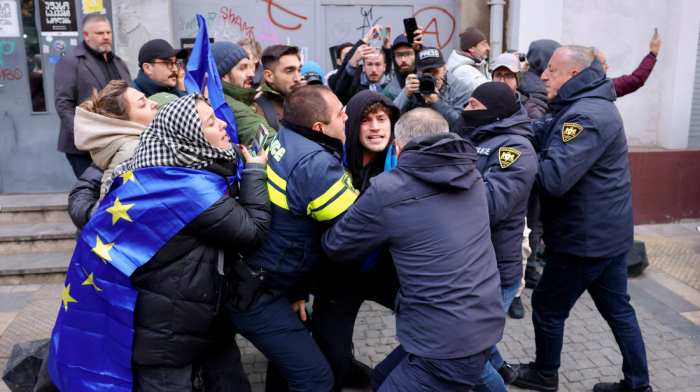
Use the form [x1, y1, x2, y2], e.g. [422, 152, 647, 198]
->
[498, 362, 518, 384]
[342, 358, 373, 388]
[512, 362, 558, 391]
[508, 296, 525, 319]
[593, 381, 653, 392]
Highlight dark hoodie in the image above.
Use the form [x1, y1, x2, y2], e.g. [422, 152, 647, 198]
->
[322, 133, 505, 359]
[534, 58, 633, 259]
[344, 91, 401, 194]
[520, 39, 561, 113]
[454, 104, 537, 286]
[381, 35, 414, 100]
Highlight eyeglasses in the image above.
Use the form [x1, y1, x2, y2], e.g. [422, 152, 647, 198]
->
[394, 51, 415, 59]
[149, 59, 183, 70]
[493, 73, 515, 81]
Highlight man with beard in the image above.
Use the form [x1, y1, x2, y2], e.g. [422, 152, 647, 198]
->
[54, 13, 131, 178]
[212, 42, 276, 146]
[382, 29, 424, 101]
[130, 39, 188, 97]
[311, 91, 402, 391]
[446, 27, 491, 99]
[332, 25, 393, 105]
[252, 45, 303, 130]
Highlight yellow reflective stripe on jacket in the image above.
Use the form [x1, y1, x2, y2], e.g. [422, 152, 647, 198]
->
[309, 188, 357, 221]
[307, 178, 347, 215]
[267, 182, 289, 210]
[267, 165, 287, 191]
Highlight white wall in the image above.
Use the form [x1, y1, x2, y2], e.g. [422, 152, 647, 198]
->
[112, 0, 175, 77]
[509, 0, 700, 149]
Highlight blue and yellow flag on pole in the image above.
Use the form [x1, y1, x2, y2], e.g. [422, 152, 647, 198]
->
[47, 167, 229, 391]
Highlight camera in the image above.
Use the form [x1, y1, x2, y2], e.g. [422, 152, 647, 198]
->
[303, 72, 323, 85]
[419, 73, 437, 96]
[506, 49, 526, 62]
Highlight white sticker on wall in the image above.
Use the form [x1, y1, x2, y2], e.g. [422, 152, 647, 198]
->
[43, 44, 50, 53]
[0, 0, 21, 37]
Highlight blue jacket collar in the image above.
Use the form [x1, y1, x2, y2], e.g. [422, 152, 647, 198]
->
[549, 58, 616, 111]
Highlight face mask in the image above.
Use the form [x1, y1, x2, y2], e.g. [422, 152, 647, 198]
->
[459, 109, 497, 139]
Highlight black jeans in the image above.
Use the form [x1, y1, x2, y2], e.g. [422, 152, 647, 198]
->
[65, 153, 93, 179]
[532, 251, 649, 389]
[311, 256, 401, 392]
[526, 189, 543, 275]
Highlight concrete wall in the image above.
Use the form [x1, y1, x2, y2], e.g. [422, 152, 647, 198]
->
[508, 0, 700, 149]
[112, 0, 174, 77]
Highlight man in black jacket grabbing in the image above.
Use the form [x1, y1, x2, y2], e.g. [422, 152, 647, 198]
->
[312, 91, 401, 391]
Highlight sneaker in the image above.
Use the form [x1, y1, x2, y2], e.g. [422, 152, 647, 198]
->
[593, 381, 653, 392]
[342, 358, 373, 388]
[498, 362, 518, 384]
[512, 362, 558, 392]
[525, 270, 541, 289]
[508, 296, 525, 319]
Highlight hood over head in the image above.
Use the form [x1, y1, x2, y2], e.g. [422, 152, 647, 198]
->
[345, 90, 400, 193]
[73, 107, 147, 153]
[526, 39, 561, 76]
[391, 35, 413, 88]
[398, 133, 480, 190]
[549, 58, 616, 111]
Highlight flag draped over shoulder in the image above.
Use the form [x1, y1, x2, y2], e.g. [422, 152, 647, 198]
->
[47, 167, 229, 392]
[184, 14, 243, 180]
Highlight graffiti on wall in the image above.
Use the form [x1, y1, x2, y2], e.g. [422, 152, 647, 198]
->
[260, 0, 307, 31]
[0, 68, 22, 81]
[0, 40, 16, 66]
[221, 7, 255, 39]
[414, 7, 455, 50]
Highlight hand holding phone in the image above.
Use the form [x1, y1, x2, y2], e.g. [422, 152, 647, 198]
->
[404, 18, 418, 45]
[250, 124, 270, 157]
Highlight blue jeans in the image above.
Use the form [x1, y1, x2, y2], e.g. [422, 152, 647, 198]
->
[371, 345, 489, 392]
[473, 281, 520, 392]
[532, 252, 649, 389]
[225, 291, 334, 392]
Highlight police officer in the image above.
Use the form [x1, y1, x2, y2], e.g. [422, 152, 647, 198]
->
[452, 81, 537, 391]
[224, 85, 354, 392]
[513, 46, 651, 392]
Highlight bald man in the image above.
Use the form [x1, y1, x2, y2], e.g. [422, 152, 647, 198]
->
[512, 46, 651, 392]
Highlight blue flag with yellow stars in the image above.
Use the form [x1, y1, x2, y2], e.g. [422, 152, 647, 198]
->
[47, 167, 229, 392]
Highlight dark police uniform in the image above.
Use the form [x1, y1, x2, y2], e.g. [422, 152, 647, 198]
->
[225, 123, 357, 392]
[526, 58, 649, 390]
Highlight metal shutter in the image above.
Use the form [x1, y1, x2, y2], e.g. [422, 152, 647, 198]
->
[689, 24, 700, 147]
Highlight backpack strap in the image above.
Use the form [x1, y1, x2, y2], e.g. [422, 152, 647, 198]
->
[254, 94, 280, 131]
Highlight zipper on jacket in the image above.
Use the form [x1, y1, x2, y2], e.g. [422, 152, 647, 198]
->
[274, 244, 293, 273]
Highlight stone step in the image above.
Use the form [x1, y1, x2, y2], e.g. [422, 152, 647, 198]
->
[0, 222, 76, 255]
[0, 193, 71, 224]
[0, 252, 71, 285]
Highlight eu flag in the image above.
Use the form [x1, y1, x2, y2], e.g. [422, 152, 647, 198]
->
[47, 167, 230, 392]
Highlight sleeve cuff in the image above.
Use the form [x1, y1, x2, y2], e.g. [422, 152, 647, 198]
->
[244, 162, 267, 172]
[345, 63, 358, 76]
[649, 51, 657, 58]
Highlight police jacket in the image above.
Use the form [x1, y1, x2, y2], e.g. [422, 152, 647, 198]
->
[322, 133, 505, 359]
[534, 58, 633, 258]
[131, 161, 271, 367]
[243, 121, 357, 289]
[454, 104, 537, 286]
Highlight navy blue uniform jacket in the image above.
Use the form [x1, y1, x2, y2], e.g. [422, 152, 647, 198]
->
[321, 133, 505, 359]
[458, 104, 537, 286]
[534, 58, 633, 258]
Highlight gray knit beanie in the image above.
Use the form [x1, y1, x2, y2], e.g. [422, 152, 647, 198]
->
[211, 42, 249, 77]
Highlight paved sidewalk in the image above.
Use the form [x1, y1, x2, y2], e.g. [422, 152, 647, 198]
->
[2, 221, 700, 392]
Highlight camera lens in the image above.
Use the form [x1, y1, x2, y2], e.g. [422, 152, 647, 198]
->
[304, 72, 323, 85]
[419, 73, 436, 96]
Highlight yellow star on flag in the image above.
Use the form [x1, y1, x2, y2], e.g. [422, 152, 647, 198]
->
[92, 235, 115, 264]
[106, 197, 135, 225]
[81, 267, 102, 292]
[121, 171, 135, 183]
[62, 283, 78, 311]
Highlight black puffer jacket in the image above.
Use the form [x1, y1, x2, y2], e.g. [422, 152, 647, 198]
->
[67, 162, 103, 230]
[130, 161, 271, 367]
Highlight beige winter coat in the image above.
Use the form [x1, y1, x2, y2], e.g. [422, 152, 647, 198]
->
[73, 107, 147, 197]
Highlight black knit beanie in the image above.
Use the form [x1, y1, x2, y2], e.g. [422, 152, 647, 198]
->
[460, 27, 487, 52]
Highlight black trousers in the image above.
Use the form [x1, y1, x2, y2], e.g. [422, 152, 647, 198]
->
[526, 189, 543, 275]
[65, 153, 93, 179]
[311, 255, 401, 392]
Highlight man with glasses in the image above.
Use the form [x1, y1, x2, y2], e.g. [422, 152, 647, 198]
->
[130, 39, 188, 97]
[381, 30, 423, 101]
[491, 53, 543, 122]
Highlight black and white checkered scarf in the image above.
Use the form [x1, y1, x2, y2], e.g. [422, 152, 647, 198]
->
[111, 93, 236, 182]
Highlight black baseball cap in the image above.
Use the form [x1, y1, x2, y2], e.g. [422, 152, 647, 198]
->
[138, 39, 188, 67]
[416, 47, 445, 73]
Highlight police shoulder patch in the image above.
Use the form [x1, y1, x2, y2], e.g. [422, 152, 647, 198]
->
[498, 147, 521, 169]
[561, 123, 583, 142]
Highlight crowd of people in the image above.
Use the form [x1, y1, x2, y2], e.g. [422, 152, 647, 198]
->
[47, 11, 663, 392]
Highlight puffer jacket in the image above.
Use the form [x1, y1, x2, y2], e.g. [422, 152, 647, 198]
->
[445, 49, 491, 99]
[453, 104, 537, 286]
[73, 107, 146, 197]
[67, 163, 104, 230]
[222, 81, 276, 146]
[130, 160, 271, 367]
